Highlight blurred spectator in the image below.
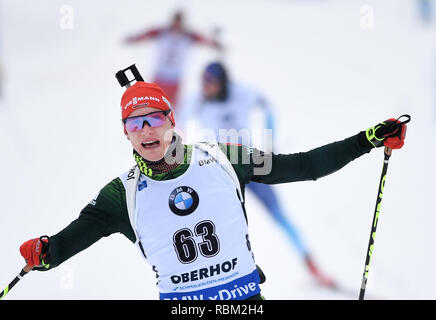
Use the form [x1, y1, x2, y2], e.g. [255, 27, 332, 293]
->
[125, 10, 223, 108]
[179, 61, 335, 287]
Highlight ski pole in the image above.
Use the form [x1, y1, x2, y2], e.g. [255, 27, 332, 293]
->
[358, 146, 392, 300]
[0, 264, 32, 300]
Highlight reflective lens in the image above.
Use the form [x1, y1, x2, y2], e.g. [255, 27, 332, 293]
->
[123, 111, 168, 132]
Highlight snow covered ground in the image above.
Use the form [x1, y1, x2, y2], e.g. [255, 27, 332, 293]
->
[0, 0, 435, 299]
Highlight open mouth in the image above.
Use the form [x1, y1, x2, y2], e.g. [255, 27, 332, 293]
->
[141, 140, 160, 149]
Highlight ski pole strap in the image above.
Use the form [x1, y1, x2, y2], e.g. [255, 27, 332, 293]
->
[396, 114, 411, 125]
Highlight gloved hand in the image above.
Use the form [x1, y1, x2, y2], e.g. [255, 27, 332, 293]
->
[360, 115, 410, 149]
[19, 236, 50, 270]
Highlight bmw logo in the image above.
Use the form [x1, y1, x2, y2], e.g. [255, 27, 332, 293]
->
[169, 186, 199, 216]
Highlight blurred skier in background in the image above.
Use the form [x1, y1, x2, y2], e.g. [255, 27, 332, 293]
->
[179, 61, 335, 287]
[0, 63, 3, 100]
[0, 41, 3, 100]
[417, 0, 433, 24]
[124, 10, 223, 109]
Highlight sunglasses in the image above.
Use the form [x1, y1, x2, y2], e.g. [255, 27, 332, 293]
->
[122, 110, 170, 132]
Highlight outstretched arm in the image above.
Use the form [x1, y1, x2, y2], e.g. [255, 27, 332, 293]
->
[222, 116, 408, 186]
[125, 28, 162, 44]
[20, 178, 135, 271]
[188, 30, 223, 50]
[253, 133, 371, 184]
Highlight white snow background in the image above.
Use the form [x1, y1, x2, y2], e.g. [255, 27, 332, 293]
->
[0, 0, 435, 299]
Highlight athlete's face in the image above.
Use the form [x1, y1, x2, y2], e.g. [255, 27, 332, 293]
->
[202, 74, 221, 100]
[123, 107, 174, 162]
[171, 12, 184, 32]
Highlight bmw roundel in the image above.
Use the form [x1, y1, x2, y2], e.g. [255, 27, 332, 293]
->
[169, 186, 199, 216]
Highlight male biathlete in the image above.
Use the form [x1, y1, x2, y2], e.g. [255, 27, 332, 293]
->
[18, 68, 408, 300]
